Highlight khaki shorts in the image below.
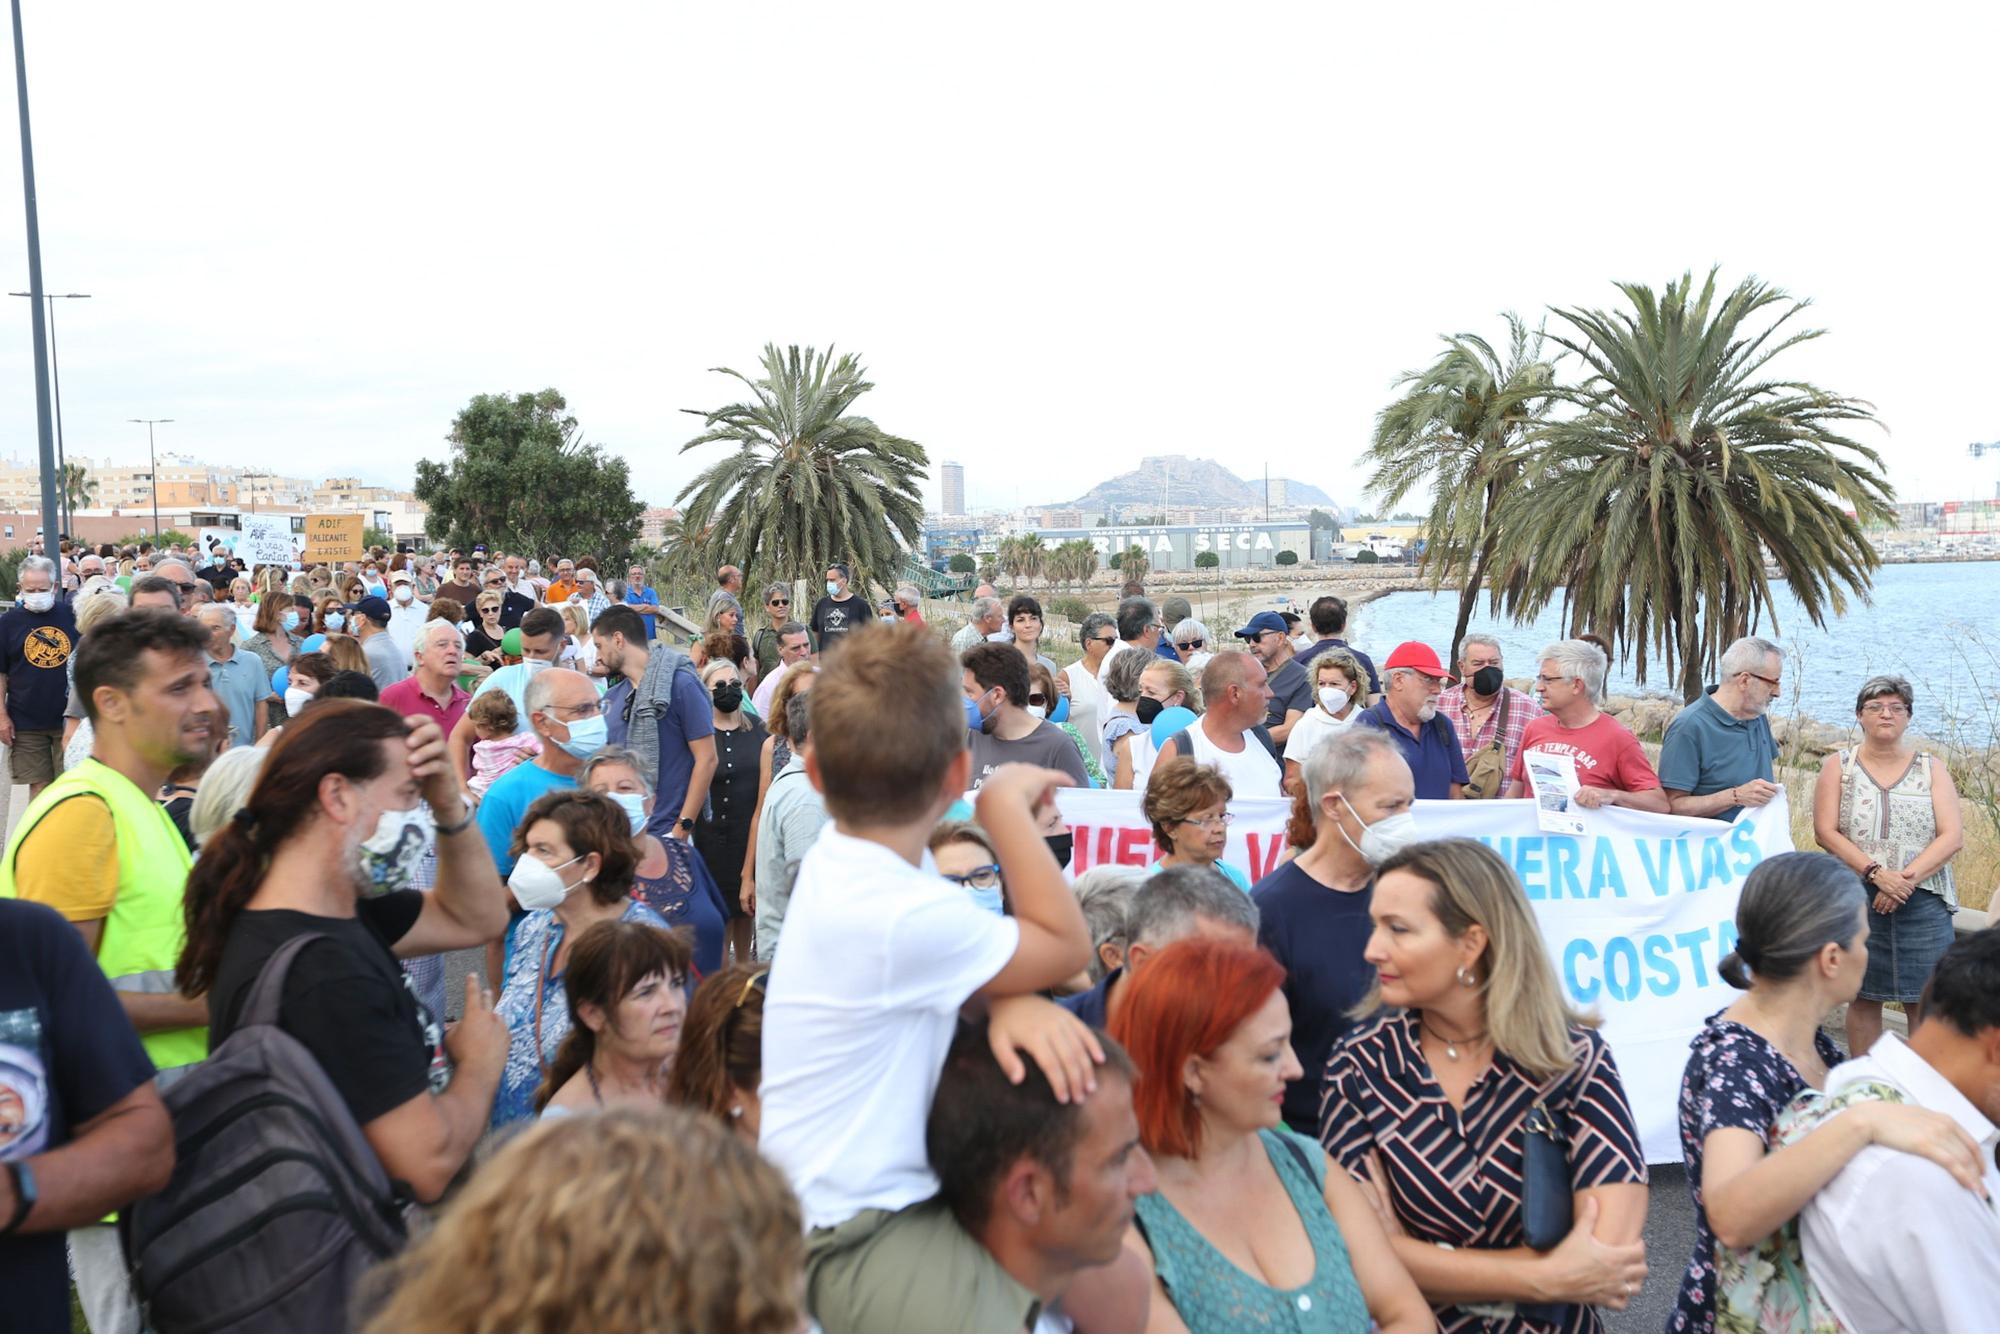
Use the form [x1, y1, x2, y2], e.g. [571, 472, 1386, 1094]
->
[10, 728, 62, 785]
[806, 1198, 1040, 1334]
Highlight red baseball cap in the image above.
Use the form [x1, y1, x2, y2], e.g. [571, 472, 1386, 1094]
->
[1383, 641, 1457, 683]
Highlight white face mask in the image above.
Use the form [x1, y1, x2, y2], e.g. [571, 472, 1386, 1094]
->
[19, 591, 54, 613]
[393, 585, 414, 604]
[284, 686, 315, 715]
[606, 791, 647, 835]
[508, 851, 586, 912]
[1024, 704, 1047, 721]
[1317, 684, 1352, 713]
[1336, 794, 1422, 867]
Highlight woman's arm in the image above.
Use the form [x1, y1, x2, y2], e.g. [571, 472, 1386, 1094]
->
[1320, 1153, 1431, 1333]
[1061, 1227, 1190, 1334]
[1811, 752, 1869, 870]
[739, 738, 777, 912]
[1901, 757, 1964, 884]
[1702, 1105, 1986, 1250]
[1381, 1193, 1647, 1310]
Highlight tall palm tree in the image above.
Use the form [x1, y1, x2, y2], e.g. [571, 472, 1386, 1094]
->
[1364, 313, 1559, 667]
[1120, 544, 1150, 586]
[1489, 270, 1894, 701]
[676, 344, 927, 594]
[60, 461, 96, 514]
[1017, 532, 1046, 591]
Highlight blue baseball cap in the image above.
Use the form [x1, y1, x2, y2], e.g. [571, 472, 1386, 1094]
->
[1235, 611, 1289, 640]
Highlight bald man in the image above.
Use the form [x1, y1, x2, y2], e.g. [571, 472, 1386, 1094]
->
[197, 603, 270, 746]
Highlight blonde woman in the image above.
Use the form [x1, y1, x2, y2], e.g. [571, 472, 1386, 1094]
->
[1320, 838, 1650, 1331]
[359, 1106, 805, 1334]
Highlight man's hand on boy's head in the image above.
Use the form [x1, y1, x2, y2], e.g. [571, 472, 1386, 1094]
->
[974, 764, 1071, 824]
[985, 994, 1104, 1104]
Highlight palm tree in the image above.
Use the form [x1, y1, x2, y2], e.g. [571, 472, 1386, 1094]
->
[1364, 313, 1558, 667]
[1017, 532, 1046, 591]
[1489, 270, 1893, 701]
[676, 344, 927, 594]
[1120, 544, 1150, 586]
[1055, 538, 1098, 593]
[60, 461, 96, 514]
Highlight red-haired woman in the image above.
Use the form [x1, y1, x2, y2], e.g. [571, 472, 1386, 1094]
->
[1090, 934, 1430, 1333]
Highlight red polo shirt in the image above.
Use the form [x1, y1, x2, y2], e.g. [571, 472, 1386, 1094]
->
[379, 675, 471, 737]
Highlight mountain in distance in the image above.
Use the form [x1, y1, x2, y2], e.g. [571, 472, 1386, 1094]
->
[1059, 454, 1334, 512]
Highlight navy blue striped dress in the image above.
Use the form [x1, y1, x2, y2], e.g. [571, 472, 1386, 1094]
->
[1318, 1009, 1648, 1333]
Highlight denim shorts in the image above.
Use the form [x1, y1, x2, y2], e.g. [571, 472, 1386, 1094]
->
[1860, 885, 1954, 1004]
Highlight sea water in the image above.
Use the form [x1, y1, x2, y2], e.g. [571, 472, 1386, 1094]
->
[1351, 561, 2000, 747]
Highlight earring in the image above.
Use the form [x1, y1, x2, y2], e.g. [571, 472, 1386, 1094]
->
[1456, 966, 1476, 987]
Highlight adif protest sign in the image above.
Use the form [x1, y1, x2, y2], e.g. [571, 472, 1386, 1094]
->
[302, 512, 365, 562]
[1053, 787, 1795, 1162]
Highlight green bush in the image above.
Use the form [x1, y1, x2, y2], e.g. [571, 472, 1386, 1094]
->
[1194, 551, 1220, 569]
[1354, 549, 1380, 564]
[0, 549, 24, 600]
[948, 553, 976, 574]
[1045, 595, 1090, 624]
[1275, 549, 1299, 566]
[1107, 552, 1123, 570]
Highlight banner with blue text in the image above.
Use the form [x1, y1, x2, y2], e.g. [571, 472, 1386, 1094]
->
[1053, 788, 1795, 1162]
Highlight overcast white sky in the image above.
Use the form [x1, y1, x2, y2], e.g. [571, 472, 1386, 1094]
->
[0, 3, 1994, 519]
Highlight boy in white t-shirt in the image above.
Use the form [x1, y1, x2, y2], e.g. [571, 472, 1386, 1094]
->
[760, 623, 1109, 1334]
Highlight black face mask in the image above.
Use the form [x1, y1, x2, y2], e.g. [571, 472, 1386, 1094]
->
[1044, 834, 1074, 870]
[711, 682, 744, 713]
[1471, 666, 1505, 697]
[1135, 697, 1164, 725]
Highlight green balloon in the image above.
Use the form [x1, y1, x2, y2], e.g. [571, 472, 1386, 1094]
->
[501, 627, 523, 656]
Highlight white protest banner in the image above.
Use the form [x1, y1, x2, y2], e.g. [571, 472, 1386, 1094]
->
[1049, 787, 1795, 1162]
[236, 515, 302, 569]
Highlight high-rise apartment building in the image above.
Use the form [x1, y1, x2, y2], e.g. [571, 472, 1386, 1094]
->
[940, 460, 965, 516]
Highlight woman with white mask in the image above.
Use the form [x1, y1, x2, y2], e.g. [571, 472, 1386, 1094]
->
[1281, 650, 1366, 794]
[175, 700, 510, 1240]
[488, 789, 669, 1129]
[579, 746, 730, 979]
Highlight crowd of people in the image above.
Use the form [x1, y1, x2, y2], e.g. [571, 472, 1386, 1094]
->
[0, 537, 1990, 1333]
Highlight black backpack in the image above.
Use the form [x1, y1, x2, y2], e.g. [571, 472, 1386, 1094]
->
[120, 934, 418, 1334]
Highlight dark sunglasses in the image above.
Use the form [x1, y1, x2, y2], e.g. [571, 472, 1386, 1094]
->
[1178, 638, 1206, 650]
[768, 598, 790, 607]
[1027, 693, 1049, 707]
[1090, 636, 1116, 647]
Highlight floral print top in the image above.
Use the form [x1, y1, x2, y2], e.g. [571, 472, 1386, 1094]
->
[1670, 1010, 1843, 1333]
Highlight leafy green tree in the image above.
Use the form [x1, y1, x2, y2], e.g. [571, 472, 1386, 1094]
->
[1107, 551, 1122, 571]
[1275, 549, 1299, 566]
[1194, 550, 1220, 569]
[1364, 313, 1558, 667]
[415, 389, 645, 562]
[363, 526, 396, 552]
[948, 553, 977, 574]
[1490, 270, 1893, 700]
[675, 344, 926, 594]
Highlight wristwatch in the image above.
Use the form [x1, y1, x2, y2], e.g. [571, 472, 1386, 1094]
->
[2, 1159, 36, 1235]
[677, 816, 695, 834]
[434, 794, 478, 836]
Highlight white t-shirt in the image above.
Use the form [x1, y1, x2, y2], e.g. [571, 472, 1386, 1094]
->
[760, 827, 1021, 1230]
[1179, 718, 1283, 798]
[1282, 705, 1358, 767]
[1063, 660, 1108, 773]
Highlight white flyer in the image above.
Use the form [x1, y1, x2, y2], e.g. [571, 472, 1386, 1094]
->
[1525, 751, 1585, 835]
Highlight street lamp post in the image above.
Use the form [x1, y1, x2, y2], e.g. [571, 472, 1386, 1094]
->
[10, 290, 89, 537]
[8, 0, 59, 562]
[128, 418, 172, 536]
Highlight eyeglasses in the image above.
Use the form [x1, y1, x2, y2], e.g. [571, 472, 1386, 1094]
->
[734, 968, 770, 1009]
[1027, 693, 1049, 707]
[768, 599, 789, 608]
[1177, 638, 1205, 651]
[1180, 812, 1235, 830]
[549, 699, 603, 720]
[1090, 636, 1116, 647]
[1744, 671, 1782, 690]
[941, 864, 1003, 890]
[1533, 673, 1574, 686]
[1860, 702, 1909, 717]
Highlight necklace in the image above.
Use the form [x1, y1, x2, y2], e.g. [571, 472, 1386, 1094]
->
[1421, 1017, 1488, 1062]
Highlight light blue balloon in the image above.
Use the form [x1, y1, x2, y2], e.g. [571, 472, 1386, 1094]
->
[300, 633, 327, 653]
[1150, 706, 1199, 750]
[272, 666, 289, 697]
